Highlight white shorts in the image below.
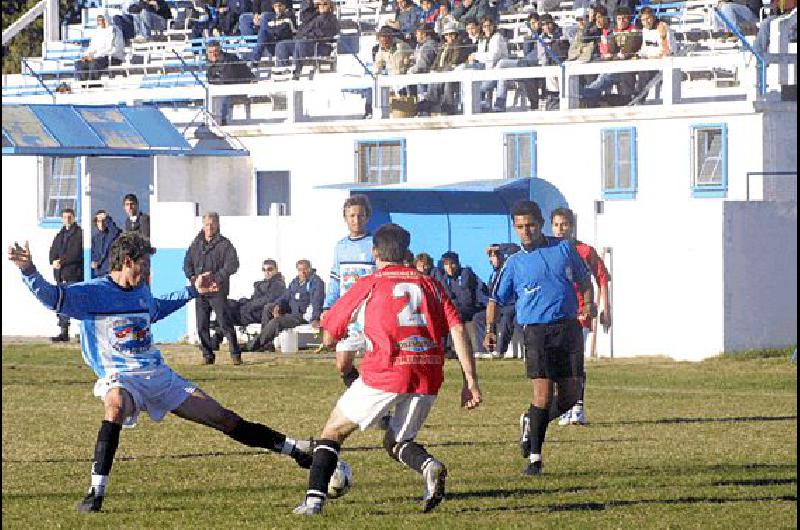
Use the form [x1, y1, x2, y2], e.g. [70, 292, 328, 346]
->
[335, 323, 367, 353]
[336, 378, 436, 442]
[93, 365, 197, 428]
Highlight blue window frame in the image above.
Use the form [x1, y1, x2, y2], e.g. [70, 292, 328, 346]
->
[504, 131, 537, 179]
[691, 124, 728, 198]
[601, 127, 637, 200]
[355, 139, 406, 184]
[39, 156, 81, 227]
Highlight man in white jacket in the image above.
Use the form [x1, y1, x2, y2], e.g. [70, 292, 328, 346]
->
[75, 15, 126, 82]
[467, 16, 511, 112]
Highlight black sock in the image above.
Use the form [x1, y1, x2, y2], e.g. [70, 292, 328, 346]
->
[393, 441, 434, 474]
[342, 366, 359, 388]
[578, 374, 586, 404]
[529, 405, 550, 456]
[227, 419, 286, 452]
[307, 439, 340, 501]
[91, 420, 121, 495]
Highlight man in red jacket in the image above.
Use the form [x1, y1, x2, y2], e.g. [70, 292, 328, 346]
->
[293, 223, 482, 516]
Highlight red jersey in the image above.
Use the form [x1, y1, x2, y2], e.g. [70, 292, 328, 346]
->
[321, 265, 462, 395]
[574, 241, 610, 329]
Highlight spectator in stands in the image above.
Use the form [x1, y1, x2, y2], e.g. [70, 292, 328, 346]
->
[421, 0, 440, 25]
[239, 0, 279, 35]
[247, 259, 324, 352]
[396, 0, 425, 39]
[439, 250, 484, 322]
[74, 14, 125, 82]
[454, 0, 497, 27]
[610, 6, 641, 99]
[123, 193, 151, 238]
[217, 0, 252, 35]
[463, 17, 481, 52]
[427, 21, 469, 113]
[473, 243, 519, 358]
[183, 212, 242, 365]
[90, 210, 121, 279]
[49, 208, 84, 342]
[754, 0, 798, 55]
[536, 13, 569, 110]
[113, 0, 140, 43]
[467, 16, 510, 112]
[434, 0, 457, 34]
[274, 0, 339, 78]
[712, 0, 761, 39]
[189, 0, 222, 39]
[538, 0, 562, 12]
[206, 40, 255, 124]
[131, 0, 172, 42]
[408, 23, 439, 114]
[634, 7, 675, 98]
[374, 24, 413, 75]
[250, 0, 297, 65]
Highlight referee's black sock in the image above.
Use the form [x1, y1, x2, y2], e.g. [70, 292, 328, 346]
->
[90, 420, 121, 496]
[307, 439, 340, 503]
[529, 405, 550, 459]
[578, 374, 586, 405]
[342, 366, 359, 388]
[393, 441, 434, 474]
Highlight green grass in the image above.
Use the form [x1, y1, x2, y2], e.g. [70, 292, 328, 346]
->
[2, 343, 797, 529]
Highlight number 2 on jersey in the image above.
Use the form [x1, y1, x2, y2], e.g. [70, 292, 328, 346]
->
[393, 283, 427, 327]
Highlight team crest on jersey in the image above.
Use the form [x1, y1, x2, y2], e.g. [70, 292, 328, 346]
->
[340, 263, 376, 296]
[111, 316, 152, 353]
[397, 335, 436, 353]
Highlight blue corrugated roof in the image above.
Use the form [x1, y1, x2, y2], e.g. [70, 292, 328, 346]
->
[2, 104, 191, 156]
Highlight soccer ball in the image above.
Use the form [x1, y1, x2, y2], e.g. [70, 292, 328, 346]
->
[327, 459, 353, 499]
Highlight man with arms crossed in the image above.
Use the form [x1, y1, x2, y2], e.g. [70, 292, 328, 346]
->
[293, 223, 482, 515]
[483, 201, 593, 475]
[8, 233, 312, 513]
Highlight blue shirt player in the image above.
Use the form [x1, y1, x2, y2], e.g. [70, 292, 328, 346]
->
[483, 200, 594, 477]
[8, 233, 313, 514]
[321, 194, 377, 388]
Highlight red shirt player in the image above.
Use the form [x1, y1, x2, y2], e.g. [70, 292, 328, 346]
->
[551, 208, 611, 427]
[293, 223, 481, 517]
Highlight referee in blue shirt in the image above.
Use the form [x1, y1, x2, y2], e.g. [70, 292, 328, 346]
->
[483, 200, 595, 476]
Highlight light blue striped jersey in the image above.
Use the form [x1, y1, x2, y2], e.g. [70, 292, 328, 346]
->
[324, 233, 376, 309]
[22, 270, 197, 378]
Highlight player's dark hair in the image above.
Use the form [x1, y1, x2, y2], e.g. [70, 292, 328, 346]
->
[343, 194, 372, 219]
[511, 200, 544, 225]
[123, 193, 139, 205]
[550, 207, 575, 225]
[263, 258, 277, 269]
[403, 249, 415, 266]
[61, 207, 76, 216]
[109, 232, 155, 271]
[373, 223, 410, 263]
[415, 252, 433, 269]
[296, 258, 312, 269]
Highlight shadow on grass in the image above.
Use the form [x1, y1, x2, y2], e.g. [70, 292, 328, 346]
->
[712, 478, 797, 487]
[594, 415, 797, 426]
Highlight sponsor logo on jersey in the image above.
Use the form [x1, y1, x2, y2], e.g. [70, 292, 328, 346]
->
[111, 316, 152, 353]
[397, 335, 436, 353]
[340, 263, 376, 296]
[395, 354, 442, 366]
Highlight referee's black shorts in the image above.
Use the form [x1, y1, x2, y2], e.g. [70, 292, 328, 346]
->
[523, 319, 584, 380]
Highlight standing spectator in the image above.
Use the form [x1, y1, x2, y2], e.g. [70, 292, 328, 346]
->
[408, 23, 439, 114]
[239, 0, 275, 35]
[473, 243, 519, 358]
[610, 6, 642, 101]
[439, 251, 484, 323]
[274, 0, 339, 77]
[467, 16, 510, 112]
[550, 208, 611, 426]
[396, 0, 425, 39]
[75, 14, 126, 82]
[206, 41, 255, 124]
[434, 0, 457, 34]
[634, 7, 676, 99]
[131, 0, 172, 42]
[536, 13, 569, 110]
[250, 0, 297, 64]
[123, 194, 151, 239]
[48, 208, 84, 342]
[247, 259, 325, 352]
[183, 212, 242, 365]
[427, 21, 469, 114]
[91, 210, 122, 279]
[483, 200, 594, 476]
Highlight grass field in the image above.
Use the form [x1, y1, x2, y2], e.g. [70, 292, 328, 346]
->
[2, 343, 797, 529]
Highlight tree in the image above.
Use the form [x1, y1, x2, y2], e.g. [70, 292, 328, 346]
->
[2, 0, 73, 75]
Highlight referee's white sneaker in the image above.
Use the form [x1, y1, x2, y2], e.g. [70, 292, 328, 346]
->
[570, 404, 587, 425]
[422, 459, 447, 513]
[558, 410, 572, 426]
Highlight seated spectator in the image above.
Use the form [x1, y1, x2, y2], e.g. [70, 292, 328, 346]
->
[113, 0, 140, 43]
[439, 250, 484, 322]
[75, 15, 125, 82]
[250, 0, 297, 65]
[473, 243, 520, 357]
[210, 258, 286, 347]
[634, 7, 676, 98]
[374, 24, 413, 75]
[205, 40, 255, 124]
[536, 13, 569, 110]
[246, 259, 324, 352]
[408, 23, 439, 113]
[712, 0, 761, 39]
[189, 0, 222, 40]
[90, 210, 121, 278]
[396, 0, 425, 40]
[217, 0, 251, 35]
[131, 0, 172, 42]
[454, 0, 497, 27]
[239, 0, 271, 35]
[426, 21, 469, 114]
[414, 252, 450, 288]
[421, 0, 440, 25]
[274, 0, 339, 77]
[434, 0, 456, 34]
[466, 16, 510, 112]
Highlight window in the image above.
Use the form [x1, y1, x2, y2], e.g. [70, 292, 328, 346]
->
[691, 124, 728, 197]
[504, 132, 537, 179]
[256, 171, 291, 216]
[601, 128, 637, 200]
[39, 157, 80, 225]
[355, 139, 406, 184]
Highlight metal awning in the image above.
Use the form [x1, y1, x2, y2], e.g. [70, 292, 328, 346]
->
[2, 104, 192, 156]
[316, 178, 532, 194]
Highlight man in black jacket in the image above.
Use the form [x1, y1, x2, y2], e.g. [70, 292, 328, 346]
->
[48, 208, 84, 341]
[183, 212, 242, 365]
[123, 193, 151, 239]
[206, 41, 255, 125]
[274, 0, 339, 77]
[249, 0, 297, 64]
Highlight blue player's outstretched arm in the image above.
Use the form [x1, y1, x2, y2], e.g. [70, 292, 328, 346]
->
[21, 269, 96, 320]
[151, 286, 199, 323]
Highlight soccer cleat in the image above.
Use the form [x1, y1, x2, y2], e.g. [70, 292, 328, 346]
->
[422, 460, 447, 513]
[293, 499, 323, 515]
[231, 354, 243, 366]
[76, 488, 104, 513]
[202, 354, 215, 365]
[519, 412, 531, 458]
[570, 405, 587, 425]
[558, 410, 572, 426]
[524, 460, 543, 476]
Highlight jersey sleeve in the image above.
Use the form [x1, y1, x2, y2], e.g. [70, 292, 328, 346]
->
[151, 286, 198, 323]
[586, 247, 610, 287]
[565, 242, 591, 283]
[490, 259, 514, 306]
[321, 275, 373, 341]
[324, 242, 341, 309]
[22, 269, 97, 320]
